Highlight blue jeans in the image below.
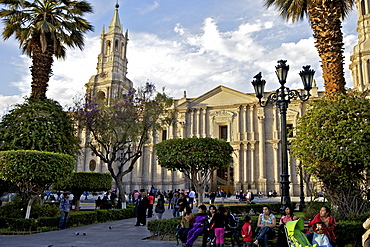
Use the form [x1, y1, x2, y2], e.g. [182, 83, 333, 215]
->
[256, 226, 274, 247]
[58, 211, 69, 229]
[172, 207, 179, 217]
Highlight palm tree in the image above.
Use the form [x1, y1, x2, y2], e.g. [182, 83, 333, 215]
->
[0, 0, 93, 99]
[264, 0, 354, 94]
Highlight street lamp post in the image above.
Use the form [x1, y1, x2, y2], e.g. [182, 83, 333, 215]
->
[251, 60, 315, 210]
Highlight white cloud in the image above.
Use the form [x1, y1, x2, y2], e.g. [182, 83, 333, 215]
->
[0, 11, 358, 114]
[138, 1, 159, 15]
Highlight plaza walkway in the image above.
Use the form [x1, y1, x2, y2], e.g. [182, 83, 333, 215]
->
[0, 196, 310, 247]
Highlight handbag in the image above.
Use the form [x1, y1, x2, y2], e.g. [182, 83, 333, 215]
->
[184, 221, 190, 229]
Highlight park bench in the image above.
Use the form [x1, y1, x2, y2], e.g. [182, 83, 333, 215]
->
[252, 217, 311, 247]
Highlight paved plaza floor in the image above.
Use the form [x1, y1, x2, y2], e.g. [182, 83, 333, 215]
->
[0, 196, 311, 247]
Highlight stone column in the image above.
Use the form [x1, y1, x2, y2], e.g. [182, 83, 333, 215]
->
[273, 142, 279, 186]
[257, 114, 266, 180]
[189, 109, 194, 137]
[196, 109, 201, 137]
[202, 108, 207, 137]
[243, 106, 248, 141]
[249, 105, 255, 140]
[250, 141, 256, 185]
[236, 106, 241, 141]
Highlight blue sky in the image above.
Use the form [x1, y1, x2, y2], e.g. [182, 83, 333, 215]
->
[0, 0, 358, 114]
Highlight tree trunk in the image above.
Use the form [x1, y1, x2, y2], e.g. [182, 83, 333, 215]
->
[30, 35, 53, 100]
[25, 197, 35, 219]
[115, 175, 127, 209]
[73, 191, 83, 212]
[307, 0, 346, 94]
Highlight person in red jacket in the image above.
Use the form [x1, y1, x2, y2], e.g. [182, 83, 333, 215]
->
[306, 206, 336, 245]
[147, 192, 155, 218]
[241, 215, 252, 247]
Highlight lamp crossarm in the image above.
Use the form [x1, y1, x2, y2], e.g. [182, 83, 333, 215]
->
[286, 89, 311, 102]
[258, 91, 278, 107]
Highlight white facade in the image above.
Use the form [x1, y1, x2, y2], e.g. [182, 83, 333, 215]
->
[77, 2, 366, 197]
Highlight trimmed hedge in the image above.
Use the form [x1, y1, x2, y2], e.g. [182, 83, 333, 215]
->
[0, 208, 135, 233]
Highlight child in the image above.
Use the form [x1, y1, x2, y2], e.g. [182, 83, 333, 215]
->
[241, 215, 252, 247]
[312, 222, 332, 247]
[209, 206, 227, 247]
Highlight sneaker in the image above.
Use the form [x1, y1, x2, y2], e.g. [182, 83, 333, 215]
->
[253, 240, 259, 245]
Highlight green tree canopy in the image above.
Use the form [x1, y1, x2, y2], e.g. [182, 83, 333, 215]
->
[72, 82, 173, 203]
[53, 172, 112, 211]
[0, 150, 75, 218]
[0, 0, 94, 99]
[291, 92, 370, 218]
[0, 98, 80, 157]
[155, 137, 234, 204]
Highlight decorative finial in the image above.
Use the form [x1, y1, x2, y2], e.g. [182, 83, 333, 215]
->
[115, 0, 119, 9]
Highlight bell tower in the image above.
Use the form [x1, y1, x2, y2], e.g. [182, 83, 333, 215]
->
[350, 0, 370, 92]
[85, 3, 133, 103]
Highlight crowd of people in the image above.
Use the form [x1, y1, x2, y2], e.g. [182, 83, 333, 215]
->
[55, 187, 369, 247]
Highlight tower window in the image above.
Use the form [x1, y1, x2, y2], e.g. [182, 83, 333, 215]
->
[115, 40, 119, 52]
[106, 41, 111, 54]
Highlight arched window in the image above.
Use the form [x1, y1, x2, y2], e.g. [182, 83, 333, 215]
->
[106, 41, 111, 55]
[97, 91, 106, 101]
[115, 40, 119, 52]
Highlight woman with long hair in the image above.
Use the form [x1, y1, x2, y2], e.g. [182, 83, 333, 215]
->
[276, 205, 297, 247]
[253, 205, 276, 247]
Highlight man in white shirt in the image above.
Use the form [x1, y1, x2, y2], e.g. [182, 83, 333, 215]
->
[188, 189, 195, 209]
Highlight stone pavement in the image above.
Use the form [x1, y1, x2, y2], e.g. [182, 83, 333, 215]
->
[0, 196, 311, 247]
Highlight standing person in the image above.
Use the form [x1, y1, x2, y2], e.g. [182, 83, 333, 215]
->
[147, 192, 155, 218]
[306, 206, 336, 245]
[155, 194, 165, 219]
[246, 190, 252, 203]
[188, 189, 195, 209]
[172, 192, 180, 217]
[135, 189, 149, 226]
[220, 189, 226, 204]
[133, 190, 140, 203]
[186, 205, 208, 247]
[209, 191, 216, 205]
[363, 216, 370, 247]
[178, 206, 195, 246]
[276, 205, 297, 247]
[167, 190, 174, 209]
[84, 191, 89, 200]
[178, 193, 189, 216]
[253, 205, 276, 247]
[209, 206, 227, 247]
[241, 215, 253, 247]
[58, 193, 70, 230]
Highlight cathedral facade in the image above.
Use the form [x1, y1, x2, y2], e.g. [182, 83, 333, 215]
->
[77, 2, 365, 197]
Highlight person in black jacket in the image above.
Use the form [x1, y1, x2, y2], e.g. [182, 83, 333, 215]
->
[135, 189, 149, 226]
[155, 193, 165, 219]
